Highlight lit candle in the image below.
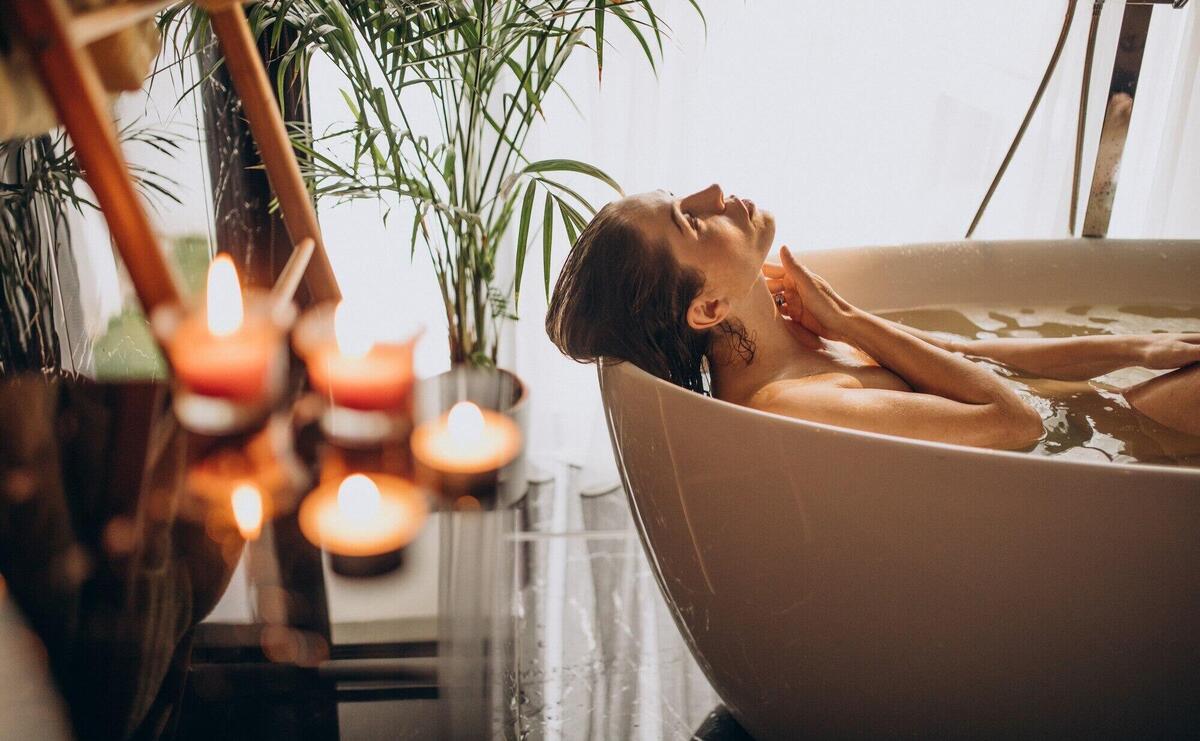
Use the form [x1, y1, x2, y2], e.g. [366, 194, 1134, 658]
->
[163, 254, 281, 401]
[411, 401, 522, 475]
[298, 472, 428, 576]
[231, 482, 264, 540]
[297, 301, 416, 411]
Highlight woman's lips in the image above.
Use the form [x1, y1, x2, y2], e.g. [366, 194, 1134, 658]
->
[745, 199, 756, 218]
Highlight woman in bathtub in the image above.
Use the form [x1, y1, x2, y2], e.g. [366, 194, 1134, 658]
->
[545, 184, 1200, 450]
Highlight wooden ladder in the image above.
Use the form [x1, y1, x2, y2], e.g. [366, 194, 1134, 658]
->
[4, 0, 341, 318]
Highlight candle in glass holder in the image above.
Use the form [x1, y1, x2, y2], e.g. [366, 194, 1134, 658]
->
[295, 301, 417, 411]
[411, 401, 522, 475]
[298, 472, 428, 576]
[159, 254, 283, 401]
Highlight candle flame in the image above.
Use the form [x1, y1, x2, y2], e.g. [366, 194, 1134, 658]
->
[335, 301, 375, 358]
[207, 254, 244, 337]
[337, 474, 382, 521]
[231, 483, 264, 540]
[447, 401, 485, 444]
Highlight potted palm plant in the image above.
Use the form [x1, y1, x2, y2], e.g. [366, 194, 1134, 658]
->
[243, 0, 702, 367]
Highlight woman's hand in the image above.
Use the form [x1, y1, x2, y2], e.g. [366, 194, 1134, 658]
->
[762, 246, 857, 343]
[1139, 333, 1200, 370]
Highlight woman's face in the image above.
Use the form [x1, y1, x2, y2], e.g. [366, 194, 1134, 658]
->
[622, 184, 776, 329]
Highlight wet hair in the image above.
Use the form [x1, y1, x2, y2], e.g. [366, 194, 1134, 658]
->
[545, 201, 754, 395]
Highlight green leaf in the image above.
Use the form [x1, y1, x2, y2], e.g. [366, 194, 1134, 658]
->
[594, 0, 606, 82]
[542, 193, 554, 301]
[556, 195, 580, 248]
[612, 3, 656, 74]
[534, 176, 597, 216]
[637, 1, 665, 56]
[512, 181, 537, 310]
[521, 158, 623, 195]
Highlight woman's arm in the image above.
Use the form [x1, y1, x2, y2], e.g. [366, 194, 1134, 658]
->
[761, 249, 1044, 449]
[883, 323, 1200, 381]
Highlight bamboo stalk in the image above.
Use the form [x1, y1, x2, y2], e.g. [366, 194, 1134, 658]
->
[6, 0, 182, 314]
[206, 4, 341, 304]
[70, 0, 182, 46]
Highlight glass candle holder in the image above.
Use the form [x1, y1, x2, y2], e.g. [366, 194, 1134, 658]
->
[152, 288, 293, 436]
[297, 471, 429, 578]
[410, 367, 527, 511]
[292, 301, 421, 447]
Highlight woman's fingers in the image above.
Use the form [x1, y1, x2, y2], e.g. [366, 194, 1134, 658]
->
[779, 246, 822, 289]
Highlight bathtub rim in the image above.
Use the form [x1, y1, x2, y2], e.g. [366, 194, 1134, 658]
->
[597, 355, 1200, 479]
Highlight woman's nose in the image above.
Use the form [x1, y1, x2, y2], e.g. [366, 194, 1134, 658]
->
[682, 183, 725, 215]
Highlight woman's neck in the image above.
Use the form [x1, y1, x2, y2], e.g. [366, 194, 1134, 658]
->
[708, 276, 820, 402]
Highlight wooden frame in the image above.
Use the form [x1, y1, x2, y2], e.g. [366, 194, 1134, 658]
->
[4, 0, 341, 320]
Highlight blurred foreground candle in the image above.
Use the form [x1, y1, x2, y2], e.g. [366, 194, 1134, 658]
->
[411, 401, 521, 508]
[168, 255, 279, 399]
[298, 473, 428, 577]
[295, 301, 417, 411]
[153, 254, 291, 433]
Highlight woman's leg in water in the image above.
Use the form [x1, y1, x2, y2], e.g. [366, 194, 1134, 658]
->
[883, 323, 1200, 436]
[1123, 363, 1200, 436]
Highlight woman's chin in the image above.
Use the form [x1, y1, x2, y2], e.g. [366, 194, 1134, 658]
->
[756, 214, 776, 249]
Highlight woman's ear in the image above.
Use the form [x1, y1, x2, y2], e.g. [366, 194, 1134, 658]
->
[687, 295, 729, 330]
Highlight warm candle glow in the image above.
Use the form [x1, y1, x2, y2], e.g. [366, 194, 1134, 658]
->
[231, 483, 264, 540]
[337, 474, 382, 521]
[298, 473, 429, 557]
[447, 401, 485, 444]
[410, 404, 522, 476]
[335, 301, 374, 358]
[207, 254, 244, 337]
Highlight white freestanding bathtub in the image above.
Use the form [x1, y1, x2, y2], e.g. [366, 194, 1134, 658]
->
[598, 239, 1200, 739]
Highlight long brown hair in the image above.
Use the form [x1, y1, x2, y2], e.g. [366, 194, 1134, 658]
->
[545, 201, 753, 394]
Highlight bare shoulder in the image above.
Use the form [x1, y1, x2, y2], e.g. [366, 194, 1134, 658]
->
[747, 373, 862, 412]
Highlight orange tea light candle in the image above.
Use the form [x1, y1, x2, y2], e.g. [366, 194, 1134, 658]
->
[166, 255, 279, 401]
[298, 473, 428, 558]
[303, 302, 415, 411]
[411, 401, 522, 475]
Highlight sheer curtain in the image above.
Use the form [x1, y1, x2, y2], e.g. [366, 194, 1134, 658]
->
[510, 0, 1200, 489]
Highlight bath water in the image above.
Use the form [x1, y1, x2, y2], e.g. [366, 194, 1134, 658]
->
[877, 304, 1200, 467]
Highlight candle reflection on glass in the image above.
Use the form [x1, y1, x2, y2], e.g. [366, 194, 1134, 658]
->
[231, 482, 264, 540]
